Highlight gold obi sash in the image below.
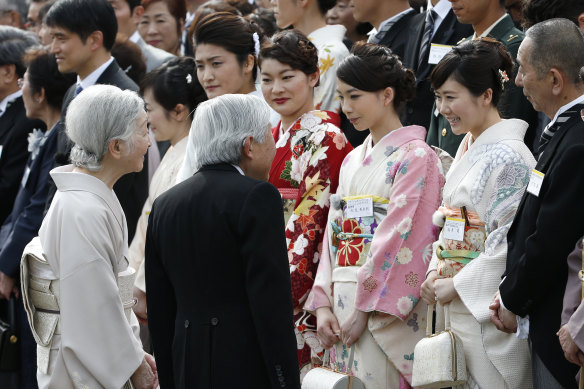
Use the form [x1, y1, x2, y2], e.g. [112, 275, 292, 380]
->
[20, 237, 138, 375]
[436, 206, 486, 277]
[330, 195, 389, 267]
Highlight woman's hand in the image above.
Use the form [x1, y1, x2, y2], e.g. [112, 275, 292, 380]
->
[133, 287, 147, 324]
[131, 355, 157, 389]
[340, 309, 369, 347]
[421, 270, 438, 305]
[434, 278, 458, 305]
[558, 324, 584, 366]
[316, 307, 341, 349]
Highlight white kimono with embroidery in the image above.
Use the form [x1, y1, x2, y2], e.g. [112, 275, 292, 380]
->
[306, 126, 445, 387]
[428, 119, 535, 388]
[37, 165, 143, 389]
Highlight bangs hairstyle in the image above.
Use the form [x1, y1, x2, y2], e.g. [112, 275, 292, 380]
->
[337, 42, 416, 111]
[140, 56, 207, 117]
[193, 12, 261, 81]
[258, 29, 319, 86]
[430, 39, 514, 108]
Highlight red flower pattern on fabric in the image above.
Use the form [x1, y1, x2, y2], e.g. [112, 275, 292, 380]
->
[337, 218, 365, 266]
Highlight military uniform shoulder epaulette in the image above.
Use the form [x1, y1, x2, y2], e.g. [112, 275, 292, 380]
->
[507, 34, 520, 43]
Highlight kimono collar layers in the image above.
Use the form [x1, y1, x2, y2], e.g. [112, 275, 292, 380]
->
[360, 125, 428, 161]
[50, 165, 126, 236]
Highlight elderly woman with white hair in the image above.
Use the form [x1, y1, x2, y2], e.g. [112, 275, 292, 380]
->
[20, 84, 158, 389]
[145, 94, 300, 389]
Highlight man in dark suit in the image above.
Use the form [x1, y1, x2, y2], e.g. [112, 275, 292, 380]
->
[489, 19, 584, 389]
[402, 0, 473, 129]
[0, 27, 43, 228]
[44, 0, 148, 241]
[426, 0, 539, 157]
[146, 94, 300, 389]
[354, 0, 417, 63]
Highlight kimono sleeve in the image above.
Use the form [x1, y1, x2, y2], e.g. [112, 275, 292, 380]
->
[58, 208, 143, 388]
[355, 144, 443, 319]
[453, 159, 532, 324]
[287, 128, 351, 309]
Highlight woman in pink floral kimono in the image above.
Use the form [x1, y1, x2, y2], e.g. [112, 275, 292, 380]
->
[304, 43, 445, 389]
[259, 29, 352, 371]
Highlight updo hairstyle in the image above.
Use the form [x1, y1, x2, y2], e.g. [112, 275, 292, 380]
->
[258, 29, 320, 87]
[193, 12, 262, 81]
[430, 39, 514, 108]
[337, 42, 416, 112]
[140, 56, 206, 117]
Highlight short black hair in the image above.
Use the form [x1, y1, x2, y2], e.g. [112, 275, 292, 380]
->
[523, 0, 584, 29]
[0, 26, 38, 77]
[316, 0, 335, 15]
[45, 0, 117, 51]
[120, 0, 141, 13]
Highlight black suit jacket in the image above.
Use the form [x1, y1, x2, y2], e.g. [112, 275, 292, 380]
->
[402, 10, 473, 129]
[500, 103, 584, 388]
[0, 96, 45, 226]
[46, 60, 148, 241]
[146, 164, 300, 389]
[377, 9, 418, 65]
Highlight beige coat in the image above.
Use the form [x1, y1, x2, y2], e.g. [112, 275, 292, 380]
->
[128, 137, 187, 292]
[37, 165, 143, 389]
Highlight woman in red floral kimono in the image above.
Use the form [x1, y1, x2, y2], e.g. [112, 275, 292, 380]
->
[259, 29, 352, 372]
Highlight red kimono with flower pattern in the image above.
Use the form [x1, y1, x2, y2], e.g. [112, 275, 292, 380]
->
[269, 110, 352, 368]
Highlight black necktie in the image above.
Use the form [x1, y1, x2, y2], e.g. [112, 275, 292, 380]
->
[418, 9, 437, 66]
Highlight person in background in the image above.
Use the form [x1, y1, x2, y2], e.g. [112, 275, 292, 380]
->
[0, 0, 27, 28]
[25, 0, 48, 34]
[354, 0, 416, 64]
[421, 38, 534, 389]
[0, 47, 74, 389]
[306, 42, 444, 389]
[108, 0, 174, 73]
[247, 6, 280, 38]
[259, 29, 352, 372]
[177, 11, 278, 182]
[111, 35, 148, 85]
[326, 0, 371, 48]
[401, 0, 472, 131]
[138, 0, 185, 56]
[146, 94, 300, 389]
[44, 0, 148, 242]
[426, 0, 539, 157]
[129, 57, 206, 350]
[523, 0, 584, 30]
[490, 19, 584, 389]
[0, 27, 42, 230]
[505, 0, 524, 28]
[24, 84, 157, 389]
[36, 0, 54, 45]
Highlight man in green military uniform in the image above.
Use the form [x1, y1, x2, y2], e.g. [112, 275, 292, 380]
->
[426, 0, 539, 157]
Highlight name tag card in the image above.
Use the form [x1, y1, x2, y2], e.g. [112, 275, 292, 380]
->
[443, 217, 465, 241]
[428, 44, 453, 65]
[526, 169, 544, 197]
[345, 197, 374, 219]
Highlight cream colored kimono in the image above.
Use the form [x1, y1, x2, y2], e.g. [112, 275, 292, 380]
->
[128, 137, 187, 292]
[36, 165, 143, 389]
[428, 119, 535, 389]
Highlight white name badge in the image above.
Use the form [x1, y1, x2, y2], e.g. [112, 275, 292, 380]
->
[345, 197, 374, 219]
[443, 217, 465, 241]
[428, 44, 453, 65]
[526, 169, 545, 197]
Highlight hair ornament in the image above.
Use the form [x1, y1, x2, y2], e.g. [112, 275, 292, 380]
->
[186, 73, 193, 84]
[499, 69, 509, 89]
[253, 32, 260, 58]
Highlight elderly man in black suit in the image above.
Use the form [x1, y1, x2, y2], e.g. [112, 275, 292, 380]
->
[145, 94, 300, 389]
[44, 0, 148, 241]
[490, 18, 584, 389]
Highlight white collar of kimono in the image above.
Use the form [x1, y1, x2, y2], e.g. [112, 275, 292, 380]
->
[308, 24, 347, 43]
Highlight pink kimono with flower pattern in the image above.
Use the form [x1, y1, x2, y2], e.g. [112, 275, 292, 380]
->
[305, 126, 444, 385]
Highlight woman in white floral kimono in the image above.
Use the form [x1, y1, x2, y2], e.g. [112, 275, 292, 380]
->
[305, 43, 445, 389]
[259, 30, 352, 371]
[420, 39, 535, 388]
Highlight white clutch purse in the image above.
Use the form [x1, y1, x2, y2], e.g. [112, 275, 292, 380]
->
[412, 303, 467, 388]
[302, 346, 365, 389]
